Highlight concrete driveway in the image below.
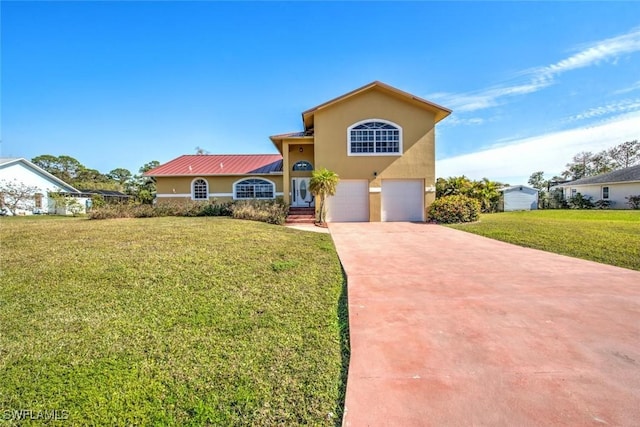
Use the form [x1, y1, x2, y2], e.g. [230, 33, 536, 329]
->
[329, 223, 640, 426]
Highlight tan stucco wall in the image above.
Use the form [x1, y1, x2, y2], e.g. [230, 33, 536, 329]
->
[156, 175, 284, 202]
[312, 88, 437, 221]
[289, 144, 315, 178]
[281, 140, 315, 204]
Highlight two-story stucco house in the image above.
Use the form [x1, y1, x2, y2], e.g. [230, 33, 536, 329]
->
[147, 81, 451, 222]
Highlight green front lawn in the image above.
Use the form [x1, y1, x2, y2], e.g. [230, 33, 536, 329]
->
[0, 216, 348, 425]
[447, 210, 640, 270]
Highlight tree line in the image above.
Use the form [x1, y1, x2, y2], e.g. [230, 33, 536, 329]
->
[558, 140, 639, 181]
[31, 155, 159, 204]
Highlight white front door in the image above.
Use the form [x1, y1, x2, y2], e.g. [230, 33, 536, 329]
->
[292, 178, 314, 207]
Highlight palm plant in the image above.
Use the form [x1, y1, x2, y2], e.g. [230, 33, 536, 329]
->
[309, 168, 339, 224]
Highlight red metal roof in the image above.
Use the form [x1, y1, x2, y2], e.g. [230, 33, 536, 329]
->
[145, 154, 283, 176]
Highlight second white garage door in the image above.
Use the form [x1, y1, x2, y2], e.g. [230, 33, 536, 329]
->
[326, 180, 369, 222]
[381, 179, 424, 222]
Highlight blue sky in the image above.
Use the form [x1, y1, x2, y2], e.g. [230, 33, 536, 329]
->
[2, 1, 639, 184]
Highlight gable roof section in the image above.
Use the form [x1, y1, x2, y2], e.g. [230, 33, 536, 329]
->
[0, 157, 79, 192]
[559, 164, 640, 186]
[498, 185, 538, 193]
[301, 81, 452, 130]
[145, 154, 283, 177]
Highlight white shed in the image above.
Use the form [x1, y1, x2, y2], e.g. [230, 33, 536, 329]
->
[499, 185, 538, 211]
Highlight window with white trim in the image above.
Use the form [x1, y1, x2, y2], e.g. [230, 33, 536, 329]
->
[348, 120, 401, 155]
[192, 179, 208, 200]
[293, 161, 313, 171]
[235, 179, 274, 199]
[602, 186, 609, 199]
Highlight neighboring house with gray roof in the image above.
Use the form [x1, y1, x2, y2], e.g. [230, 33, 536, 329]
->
[554, 164, 640, 209]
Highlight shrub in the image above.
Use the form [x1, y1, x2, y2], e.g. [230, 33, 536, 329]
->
[567, 193, 594, 209]
[200, 202, 233, 217]
[626, 195, 640, 209]
[230, 200, 289, 225]
[428, 195, 480, 224]
[90, 194, 106, 209]
[88, 200, 234, 220]
[594, 199, 613, 209]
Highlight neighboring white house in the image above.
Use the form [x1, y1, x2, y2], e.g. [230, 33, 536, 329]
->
[498, 185, 539, 211]
[0, 157, 80, 215]
[554, 164, 640, 209]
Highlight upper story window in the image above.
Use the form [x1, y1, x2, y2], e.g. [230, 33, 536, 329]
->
[348, 119, 402, 156]
[234, 178, 275, 199]
[292, 161, 313, 171]
[192, 178, 208, 200]
[602, 186, 609, 199]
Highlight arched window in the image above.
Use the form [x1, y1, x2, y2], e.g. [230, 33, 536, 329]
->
[192, 178, 208, 200]
[292, 161, 313, 171]
[234, 178, 275, 199]
[348, 119, 402, 155]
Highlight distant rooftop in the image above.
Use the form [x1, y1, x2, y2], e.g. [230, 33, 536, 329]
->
[560, 164, 640, 186]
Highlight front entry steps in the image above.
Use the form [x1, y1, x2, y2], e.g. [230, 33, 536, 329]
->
[286, 207, 315, 224]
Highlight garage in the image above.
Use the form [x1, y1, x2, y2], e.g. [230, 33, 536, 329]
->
[381, 179, 424, 222]
[326, 180, 369, 222]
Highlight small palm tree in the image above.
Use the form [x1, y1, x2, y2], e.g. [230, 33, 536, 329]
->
[309, 168, 339, 224]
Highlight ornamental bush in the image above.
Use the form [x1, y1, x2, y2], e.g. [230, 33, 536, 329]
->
[428, 195, 480, 224]
[626, 195, 640, 209]
[567, 193, 594, 209]
[230, 199, 289, 225]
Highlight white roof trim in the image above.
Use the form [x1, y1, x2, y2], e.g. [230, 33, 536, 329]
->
[0, 158, 80, 193]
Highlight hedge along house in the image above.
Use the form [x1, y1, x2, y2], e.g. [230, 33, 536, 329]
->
[147, 81, 451, 222]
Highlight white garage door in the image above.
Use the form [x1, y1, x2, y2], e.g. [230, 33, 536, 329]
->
[381, 179, 424, 222]
[326, 180, 369, 222]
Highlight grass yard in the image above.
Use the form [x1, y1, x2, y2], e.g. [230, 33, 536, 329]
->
[0, 216, 348, 425]
[448, 210, 640, 271]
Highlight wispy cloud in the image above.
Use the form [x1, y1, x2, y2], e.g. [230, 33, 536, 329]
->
[538, 28, 640, 76]
[445, 115, 485, 126]
[436, 111, 640, 184]
[565, 98, 640, 122]
[613, 80, 640, 95]
[430, 27, 640, 112]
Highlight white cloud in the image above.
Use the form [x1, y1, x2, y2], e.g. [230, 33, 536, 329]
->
[430, 27, 640, 113]
[436, 111, 640, 184]
[430, 79, 552, 112]
[613, 80, 640, 95]
[445, 115, 485, 126]
[565, 98, 640, 122]
[539, 28, 640, 76]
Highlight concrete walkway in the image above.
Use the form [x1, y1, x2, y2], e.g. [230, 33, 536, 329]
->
[329, 223, 640, 426]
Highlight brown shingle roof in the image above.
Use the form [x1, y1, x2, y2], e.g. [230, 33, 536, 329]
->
[145, 155, 283, 176]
